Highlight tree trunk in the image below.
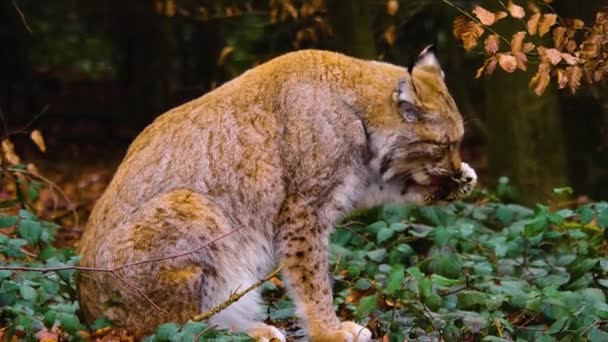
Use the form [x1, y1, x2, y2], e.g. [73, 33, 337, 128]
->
[484, 70, 567, 204]
[326, 0, 376, 59]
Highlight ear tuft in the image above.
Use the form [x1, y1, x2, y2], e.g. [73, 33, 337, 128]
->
[414, 45, 441, 70]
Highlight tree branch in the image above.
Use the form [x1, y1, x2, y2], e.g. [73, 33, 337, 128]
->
[191, 263, 285, 322]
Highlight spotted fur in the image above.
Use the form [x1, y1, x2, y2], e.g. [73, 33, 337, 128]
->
[77, 49, 476, 341]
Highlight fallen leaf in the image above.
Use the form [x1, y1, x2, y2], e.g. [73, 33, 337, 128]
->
[498, 53, 518, 73]
[473, 5, 496, 26]
[484, 34, 500, 55]
[527, 13, 540, 35]
[511, 31, 526, 52]
[539, 13, 557, 37]
[508, 0, 525, 19]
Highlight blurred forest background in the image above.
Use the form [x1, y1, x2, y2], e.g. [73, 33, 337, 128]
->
[1, 0, 607, 205]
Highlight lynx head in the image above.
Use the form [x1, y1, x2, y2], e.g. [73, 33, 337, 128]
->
[369, 46, 465, 195]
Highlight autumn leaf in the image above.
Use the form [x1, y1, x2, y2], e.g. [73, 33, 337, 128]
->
[1, 139, 20, 165]
[514, 52, 528, 71]
[387, 0, 399, 16]
[484, 35, 500, 55]
[473, 6, 496, 26]
[453, 16, 485, 51]
[30, 129, 46, 153]
[556, 68, 568, 89]
[552, 26, 567, 51]
[527, 13, 540, 35]
[498, 53, 517, 73]
[523, 42, 536, 53]
[539, 14, 557, 37]
[383, 25, 397, 46]
[508, 1, 525, 19]
[495, 11, 508, 21]
[538, 46, 562, 65]
[529, 62, 552, 95]
[487, 56, 498, 75]
[561, 52, 578, 65]
[511, 31, 526, 52]
[568, 66, 582, 94]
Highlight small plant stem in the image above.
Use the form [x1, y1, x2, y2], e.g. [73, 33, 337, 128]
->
[191, 263, 285, 321]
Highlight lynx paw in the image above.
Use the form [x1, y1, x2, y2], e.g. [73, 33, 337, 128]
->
[248, 323, 286, 342]
[450, 162, 477, 198]
[340, 321, 372, 342]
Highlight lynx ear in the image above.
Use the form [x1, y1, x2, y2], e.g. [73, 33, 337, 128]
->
[408, 45, 444, 78]
[394, 78, 423, 122]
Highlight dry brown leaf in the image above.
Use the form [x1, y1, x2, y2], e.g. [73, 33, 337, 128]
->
[383, 25, 398, 46]
[561, 52, 578, 65]
[453, 16, 485, 51]
[487, 56, 499, 75]
[538, 46, 562, 65]
[542, 0, 553, 3]
[476, 65, 486, 79]
[528, 1, 540, 14]
[1, 139, 20, 165]
[529, 62, 552, 95]
[511, 31, 527, 52]
[485, 34, 500, 55]
[473, 5, 496, 26]
[495, 11, 508, 21]
[514, 51, 528, 71]
[566, 40, 577, 53]
[569, 66, 582, 93]
[539, 13, 557, 37]
[27, 163, 40, 176]
[508, 1, 525, 19]
[498, 53, 518, 73]
[30, 129, 46, 153]
[552, 26, 567, 51]
[387, 0, 399, 16]
[556, 68, 568, 89]
[217, 46, 234, 66]
[527, 13, 540, 35]
[523, 42, 536, 53]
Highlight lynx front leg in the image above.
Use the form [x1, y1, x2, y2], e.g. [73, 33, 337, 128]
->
[276, 199, 371, 342]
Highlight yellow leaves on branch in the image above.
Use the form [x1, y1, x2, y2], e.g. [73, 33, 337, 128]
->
[507, 1, 525, 19]
[473, 6, 506, 26]
[453, 16, 484, 51]
[529, 62, 552, 96]
[498, 54, 517, 73]
[30, 130, 46, 153]
[539, 14, 557, 37]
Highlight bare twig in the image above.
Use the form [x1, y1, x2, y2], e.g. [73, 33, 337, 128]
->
[191, 263, 286, 322]
[12, 0, 32, 33]
[0, 227, 243, 313]
[7, 168, 78, 228]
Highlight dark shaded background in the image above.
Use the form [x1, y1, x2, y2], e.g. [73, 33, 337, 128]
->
[1, 0, 607, 204]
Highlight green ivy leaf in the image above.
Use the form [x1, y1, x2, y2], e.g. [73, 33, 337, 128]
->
[58, 312, 83, 334]
[395, 243, 415, 257]
[546, 316, 569, 334]
[377, 227, 394, 243]
[18, 284, 38, 301]
[44, 310, 57, 329]
[18, 219, 42, 244]
[154, 323, 181, 341]
[0, 216, 18, 228]
[366, 249, 387, 262]
[354, 293, 377, 319]
[419, 278, 433, 298]
[385, 265, 405, 295]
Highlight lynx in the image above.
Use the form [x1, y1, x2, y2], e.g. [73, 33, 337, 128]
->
[77, 48, 476, 341]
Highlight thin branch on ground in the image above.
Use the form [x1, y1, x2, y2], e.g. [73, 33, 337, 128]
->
[0, 227, 244, 313]
[12, 0, 32, 33]
[191, 263, 286, 322]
